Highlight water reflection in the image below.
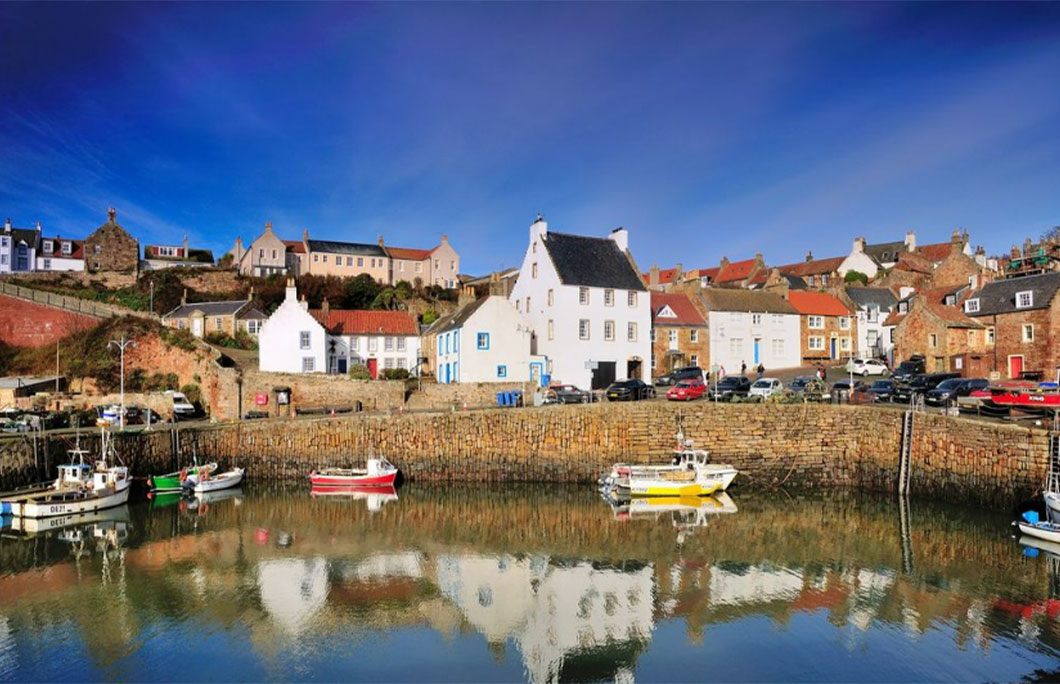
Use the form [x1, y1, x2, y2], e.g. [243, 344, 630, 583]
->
[0, 485, 1058, 682]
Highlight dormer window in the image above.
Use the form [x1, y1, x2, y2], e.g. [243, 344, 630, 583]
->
[1016, 291, 1034, 309]
[898, 301, 908, 314]
[944, 294, 956, 306]
[42, 240, 53, 253]
[61, 241, 71, 255]
[964, 298, 980, 314]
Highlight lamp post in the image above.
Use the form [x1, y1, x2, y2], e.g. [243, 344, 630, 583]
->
[108, 335, 136, 430]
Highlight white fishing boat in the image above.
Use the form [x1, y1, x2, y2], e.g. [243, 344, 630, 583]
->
[601, 432, 738, 498]
[191, 467, 244, 493]
[0, 429, 130, 519]
[1, 505, 130, 538]
[1016, 510, 1060, 544]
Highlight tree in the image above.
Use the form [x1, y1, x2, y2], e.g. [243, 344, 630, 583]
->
[421, 309, 440, 326]
[844, 270, 869, 286]
[1041, 226, 1060, 244]
[371, 288, 401, 310]
[342, 274, 383, 309]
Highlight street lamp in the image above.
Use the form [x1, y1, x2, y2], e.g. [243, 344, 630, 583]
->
[108, 335, 136, 430]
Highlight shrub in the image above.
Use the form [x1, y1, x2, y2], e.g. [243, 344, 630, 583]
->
[421, 309, 439, 326]
[162, 328, 198, 351]
[844, 270, 869, 285]
[349, 364, 372, 380]
[381, 368, 410, 380]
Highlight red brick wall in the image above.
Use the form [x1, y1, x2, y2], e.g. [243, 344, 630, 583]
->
[0, 295, 98, 347]
[983, 300, 1058, 379]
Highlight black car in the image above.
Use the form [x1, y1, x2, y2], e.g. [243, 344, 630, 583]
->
[893, 372, 961, 403]
[548, 384, 591, 404]
[892, 356, 926, 382]
[707, 376, 752, 401]
[606, 379, 655, 401]
[867, 379, 896, 402]
[788, 376, 816, 393]
[654, 366, 704, 387]
[924, 377, 989, 406]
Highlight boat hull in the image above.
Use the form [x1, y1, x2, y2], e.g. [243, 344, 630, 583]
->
[10, 481, 131, 519]
[1018, 521, 1060, 544]
[614, 466, 738, 498]
[309, 471, 398, 488]
[193, 469, 244, 493]
[150, 463, 217, 491]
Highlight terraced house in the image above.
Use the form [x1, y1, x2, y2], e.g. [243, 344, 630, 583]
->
[888, 285, 988, 375]
[0, 218, 39, 273]
[785, 291, 856, 363]
[965, 271, 1060, 380]
[649, 291, 708, 379]
[162, 291, 266, 339]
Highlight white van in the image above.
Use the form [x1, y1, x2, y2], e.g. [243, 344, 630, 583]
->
[166, 391, 196, 420]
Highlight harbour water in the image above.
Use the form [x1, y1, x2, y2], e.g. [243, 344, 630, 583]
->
[0, 483, 1058, 682]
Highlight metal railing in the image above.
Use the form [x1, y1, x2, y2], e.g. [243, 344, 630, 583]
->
[0, 281, 157, 320]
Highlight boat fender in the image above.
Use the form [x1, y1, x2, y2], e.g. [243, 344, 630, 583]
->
[179, 468, 188, 482]
[1023, 510, 1040, 524]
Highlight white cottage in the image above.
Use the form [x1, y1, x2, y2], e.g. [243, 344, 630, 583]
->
[433, 295, 534, 383]
[310, 305, 421, 377]
[258, 279, 327, 373]
[845, 287, 898, 362]
[508, 216, 651, 390]
[0, 219, 39, 273]
[698, 289, 802, 374]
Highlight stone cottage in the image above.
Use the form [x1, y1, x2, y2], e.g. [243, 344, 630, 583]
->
[84, 207, 139, 273]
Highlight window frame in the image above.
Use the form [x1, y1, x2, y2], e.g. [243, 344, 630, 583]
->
[578, 319, 590, 340]
[476, 332, 490, 350]
[1016, 291, 1034, 309]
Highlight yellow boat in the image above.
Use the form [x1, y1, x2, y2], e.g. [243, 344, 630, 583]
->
[602, 444, 738, 498]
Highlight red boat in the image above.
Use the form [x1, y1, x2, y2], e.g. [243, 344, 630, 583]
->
[309, 457, 399, 488]
[983, 381, 1060, 412]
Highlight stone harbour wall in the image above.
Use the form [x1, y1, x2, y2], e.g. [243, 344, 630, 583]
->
[0, 402, 1050, 508]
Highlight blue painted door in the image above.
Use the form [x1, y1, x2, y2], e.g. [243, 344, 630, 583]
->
[753, 339, 760, 365]
[830, 338, 837, 359]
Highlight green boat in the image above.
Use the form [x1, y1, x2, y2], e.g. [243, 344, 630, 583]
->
[148, 463, 218, 492]
[148, 491, 182, 509]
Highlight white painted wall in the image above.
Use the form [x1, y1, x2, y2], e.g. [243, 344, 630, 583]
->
[707, 310, 801, 374]
[436, 296, 532, 383]
[508, 218, 651, 389]
[331, 333, 421, 374]
[855, 306, 895, 363]
[35, 256, 84, 272]
[838, 251, 881, 279]
[258, 284, 327, 373]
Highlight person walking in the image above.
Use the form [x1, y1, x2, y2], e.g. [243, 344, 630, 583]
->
[756, 363, 765, 379]
[741, 361, 747, 377]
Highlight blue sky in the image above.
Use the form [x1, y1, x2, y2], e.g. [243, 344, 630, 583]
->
[2, 2, 1059, 275]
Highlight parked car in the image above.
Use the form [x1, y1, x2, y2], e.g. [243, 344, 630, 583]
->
[845, 358, 889, 376]
[893, 372, 961, 403]
[831, 379, 868, 401]
[606, 379, 655, 401]
[667, 378, 706, 401]
[867, 379, 897, 402]
[166, 391, 197, 420]
[654, 366, 704, 387]
[707, 376, 752, 401]
[892, 356, 926, 382]
[925, 378, 989, 406]
[788, 376, 816, 394]
[548, 384, 591, 404]
[749, 378, 783, 400]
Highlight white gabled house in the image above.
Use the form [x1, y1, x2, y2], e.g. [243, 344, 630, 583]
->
[844, 287, 898, 362]
[432, 295, 534, 383]
[508, 216, 651, 390]
[310, 304, 421, 378]
[258, 279, 327, 373]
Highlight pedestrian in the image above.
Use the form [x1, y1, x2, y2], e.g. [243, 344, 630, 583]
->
[756, 363, 765, 379]
[741, 361, 747, 377]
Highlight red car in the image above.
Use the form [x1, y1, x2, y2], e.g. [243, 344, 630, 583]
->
[667, 378, 706, 401]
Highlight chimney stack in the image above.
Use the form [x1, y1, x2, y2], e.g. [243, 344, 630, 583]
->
[377, 234, 385, 248]
[285, 276, 297, 302]
[247, 286, 254, 302]
[180, 288, 187, 305]
[852, 237, 866, 253]
[302, 228, 309, 243]
[107, 207, 117, 223]
[3, 218, 10, 232]
[905, 231, 916, 252]
[805, 250, 814, 262]
[609, 227, 629, 252]
[322, 297, 330, 316]
[649, 265, 660, 288]
[530, 214, 548, 242]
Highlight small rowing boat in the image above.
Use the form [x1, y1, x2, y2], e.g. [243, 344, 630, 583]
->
[149, 462, 218, 492]
[1016, 510, 1060, 544]
[191, 467, 244, 493]
[310, 457, 399, 488]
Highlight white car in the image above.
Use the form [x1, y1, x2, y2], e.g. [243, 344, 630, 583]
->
[748, 378, 783, 400]
[166, 391, 197, 419]
[845, 358, 889, 376]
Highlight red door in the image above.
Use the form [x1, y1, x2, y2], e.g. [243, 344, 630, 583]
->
[1009, 355, 1023, 379]
[367, 358, 378, 379]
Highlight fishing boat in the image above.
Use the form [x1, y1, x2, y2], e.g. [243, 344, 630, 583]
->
[1, 506, 130, 539]
[309, 457, 399, 488]
[190, 467, 244, 493]
[1016, 510, 1060, 544]
[310, 485, 398, 512]
[601, 433, 737, 498]
[982, 381, 1060, 414]
[0, 429, 130, 519]
[148, 462, 218, 492]
[608, 491, 738, 521]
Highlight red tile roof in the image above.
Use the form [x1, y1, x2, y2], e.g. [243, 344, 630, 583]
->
[387, 246, 432, 261]
[787, 291, 851, 316]
[640, 267, 680, 285]
[917, 241, 956, 263]
[283, 240, 306, 254]
[776, 256, 845, 278]
[650, 292, 706, 326]
[39, 236, 84, 259]
[715, 258, 757, 283]
[882, 310, 906, 327]
[894, 252, 933, 274]
[921, 286, 981, 327]
[310, 309, 419, 336]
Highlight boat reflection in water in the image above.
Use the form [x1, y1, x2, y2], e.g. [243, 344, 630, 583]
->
[310, 484, 399, 513]
[1, 485, 1060, 681]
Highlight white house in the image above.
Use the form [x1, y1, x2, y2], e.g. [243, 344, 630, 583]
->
[0, 219, 39, 273]
[508, 216, 651, 390]
[310, 305, 421, 377]
[258, 279, 327, 373]
[433, 295, 534, 383]
[698, 289, 801, 374]
[845, 287, 898, 362]
[35, 235, 85, 272]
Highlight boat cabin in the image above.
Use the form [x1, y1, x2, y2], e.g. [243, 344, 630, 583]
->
[56, 463, 92, 489]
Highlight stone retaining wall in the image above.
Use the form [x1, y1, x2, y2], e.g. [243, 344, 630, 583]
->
[406, 381, 539, 410]
[0, 403, 1050, 507]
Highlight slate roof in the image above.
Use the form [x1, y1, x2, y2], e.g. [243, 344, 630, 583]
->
[432, 297, 491, 334]
[968, 272, 1060, 317]
[2, 227, 39, 248]
[541, 231, 646, 291]
[864, 241, 906, 264]
[787, 291, 851, 317]
[845, 287, 898, 310]
[163, 300, 251, 319]
[650, 292, 706, 327]
[237, 307, 267, 320]
[700, 289, 798, 314]
[307, 240, 387, 257]
[310, 309, 419, 335]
